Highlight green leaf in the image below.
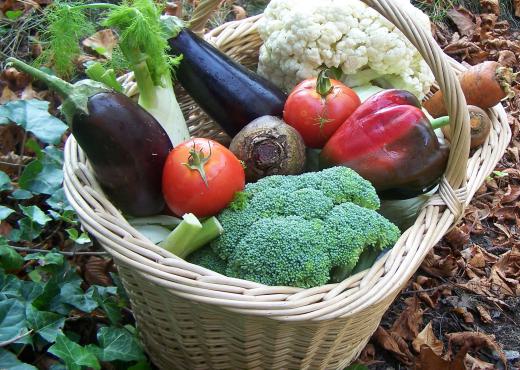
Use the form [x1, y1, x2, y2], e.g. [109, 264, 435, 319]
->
[19, 146, 64, 195]
[0, 170, 12, 192]
[0, 348, 37, 370]
[0, 100, 68, 144]
[46, 189, 72, 211]
[26, 304, 65, 343]
[0, 238, 24, 271]
[92, 286, 121, 325]
[60, 281, 98, 313]
[20, 205, 51, 225]
[0, 271, 23, 299]
[9, 189, 33, 200]
[94, 326, 145, 362]
[24, 251, 64, 269]
[48, 333, 100, 370]
[0, 299, 30, 344]
[5, 9, 23, 20]
[66, 228, 91, 245]
[0, 206, 14, 221]
[25, 138, 43, 159]
[85, 62, 123, 92]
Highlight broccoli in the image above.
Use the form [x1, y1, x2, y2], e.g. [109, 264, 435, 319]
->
[192, 167, 400, 288]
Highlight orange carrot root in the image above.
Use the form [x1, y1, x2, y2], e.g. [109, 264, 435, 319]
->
[424, 61, 517, 118]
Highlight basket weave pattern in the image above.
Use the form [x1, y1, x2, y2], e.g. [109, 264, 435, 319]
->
[63, 1, 511, 369]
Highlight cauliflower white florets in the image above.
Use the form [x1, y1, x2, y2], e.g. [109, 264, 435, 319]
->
[257, 0, 434, 99]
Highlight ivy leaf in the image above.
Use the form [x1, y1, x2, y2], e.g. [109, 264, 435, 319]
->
[13, 205, 52, 241]
[0, 299, 30, 344]
[94, 326, 145, 362]
[25, 251, 64, 270]
[66, 228, 91, 245]
[0, 349, 37, 370]
[0, 271, 23, 300]
[0, 237, 23, 271]
[0, 205, 15, 220]
[9, 189, 33, 200]
[26, 304, 65, 343]
[92, 286, 121, 325]
[19, 146, 64, 195]
[0, 170, 12, 192]
[48, 333, 100, 370]
[20, 205, 52, 226]
[46, 189, 72, 211]
[0, 100, 68, 144]
[60, 280, 98, 313]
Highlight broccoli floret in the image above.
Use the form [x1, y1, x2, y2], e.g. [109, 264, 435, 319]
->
[195, 166, 401, 288]
[187, 246, 227, 275]
[324, 202, 401, 276]
[226, 216, 331, 288]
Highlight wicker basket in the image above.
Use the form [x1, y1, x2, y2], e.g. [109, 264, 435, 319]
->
[63, 0, 511, 369]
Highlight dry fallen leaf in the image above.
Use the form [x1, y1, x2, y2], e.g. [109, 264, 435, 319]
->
[452, 307, 475, 324]
[412, 322, 444, 356]
[446, 331, 507, 366]
[465, 353, 496, 370]
[489, 247, 520, 296]
[416, 346, 466, 370]
[480, 0, 500, 16]
[447, 7, 476, 37]
[372, 326, 413, 366]
[232, 5, 247, 20]
[475, 305, 493, 324]
[82, 29, 118, 59]
[390, 297, 424, 341]
[515, 0, 520, 17]
[83, 256, 113, 286]
[0, 86, 18, 104]
[502, 185, 520, 203]
[497, 50, 517, 67]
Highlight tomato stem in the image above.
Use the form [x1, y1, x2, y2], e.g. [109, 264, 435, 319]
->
[316, 69, 334, 98]
[183, 141, 211, 187]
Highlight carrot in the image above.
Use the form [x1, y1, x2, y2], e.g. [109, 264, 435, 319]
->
[424, 61, 517, 118]
[440, 105, 492, 149]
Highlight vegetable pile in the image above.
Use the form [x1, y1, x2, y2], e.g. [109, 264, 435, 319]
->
[4, 0, 505, 290]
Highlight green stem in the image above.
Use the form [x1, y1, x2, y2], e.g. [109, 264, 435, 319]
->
[316, 69, 333, 98]
[6, 57, 73, 98]
[430, 116, 450, 130]
[159, 214, 223, 259]
[160, 213, 202, 258]
[123, 47, 157, 106]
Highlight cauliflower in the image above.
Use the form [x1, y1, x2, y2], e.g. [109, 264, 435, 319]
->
[257, 0, 434, 99]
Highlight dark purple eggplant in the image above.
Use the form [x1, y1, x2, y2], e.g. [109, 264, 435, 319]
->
[167, 27, 287, 137]
[7, 58, 172, 216]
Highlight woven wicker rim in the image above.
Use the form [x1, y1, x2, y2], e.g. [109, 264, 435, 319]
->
[63, 0, 511, 322]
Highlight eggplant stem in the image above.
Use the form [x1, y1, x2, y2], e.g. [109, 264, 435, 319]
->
[183, 141, 211, 187]
[430, 116, 450, 130]
[6, 57, 73, 99]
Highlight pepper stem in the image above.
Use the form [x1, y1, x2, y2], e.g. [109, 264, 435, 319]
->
[316, 69, 334, 98]
[6, 57, 73, 99]
[430, 116, 450, 130]
[183, 142, 211, 187]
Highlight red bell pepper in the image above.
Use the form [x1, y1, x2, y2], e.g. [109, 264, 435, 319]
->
[320, 89, 449, 199]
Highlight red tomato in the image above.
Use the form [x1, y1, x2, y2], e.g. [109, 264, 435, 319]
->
[283, 76, 361, 148]
[162, 138, 245, 217]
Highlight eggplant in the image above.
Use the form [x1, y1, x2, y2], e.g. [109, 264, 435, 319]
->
[7, 58, 172, 217]
[167, 26, 287, 137]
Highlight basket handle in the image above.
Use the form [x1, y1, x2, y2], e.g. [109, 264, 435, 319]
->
[360, 0, 470, 221]
[189, 0, 222, 35]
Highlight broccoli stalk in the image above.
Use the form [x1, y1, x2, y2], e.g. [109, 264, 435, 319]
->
[160, 214, 223, 259]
